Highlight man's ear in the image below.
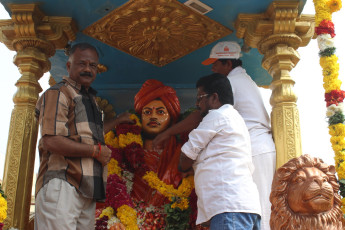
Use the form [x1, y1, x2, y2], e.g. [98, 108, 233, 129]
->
[211, 93, 220, 105]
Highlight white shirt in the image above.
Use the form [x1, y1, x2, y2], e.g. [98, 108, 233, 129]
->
[228, 67, 276, 156]
[181, 104, 261, 224]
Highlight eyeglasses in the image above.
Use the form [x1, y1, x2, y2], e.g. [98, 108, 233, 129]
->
[196, 94, 209, 102]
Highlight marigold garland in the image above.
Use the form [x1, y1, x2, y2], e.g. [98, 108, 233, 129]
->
[313, 0, 345, 214]
[97, 113, 195, 229]
[0, 184, 7, 227]
[96, 114, 142, 229]
[107, 158, 122, 177]
[143, 171, 194, 205]
[117, 205, 139, 230]
[100, 207, 114, 219]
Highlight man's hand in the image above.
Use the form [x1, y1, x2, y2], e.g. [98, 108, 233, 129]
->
[152, 129, 171, 150]
[104, 112, 135, 134]
[116, 112, 135, 125]
[95, 145, 112, 166]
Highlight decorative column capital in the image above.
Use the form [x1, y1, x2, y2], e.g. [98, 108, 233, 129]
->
[0, 3, 77, 57]
[234, 1, 315, 54]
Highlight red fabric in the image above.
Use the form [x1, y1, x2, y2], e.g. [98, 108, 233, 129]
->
[131, 136, 183, 207]
[134, 79, 180, 123]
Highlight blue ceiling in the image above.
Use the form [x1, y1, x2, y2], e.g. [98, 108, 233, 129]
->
[0, 0, 307, 113]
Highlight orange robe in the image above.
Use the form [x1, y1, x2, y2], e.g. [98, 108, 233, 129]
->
[131, 136, 182, 207]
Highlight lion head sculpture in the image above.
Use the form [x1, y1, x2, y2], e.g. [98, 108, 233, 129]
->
[270, 154, 343, 230]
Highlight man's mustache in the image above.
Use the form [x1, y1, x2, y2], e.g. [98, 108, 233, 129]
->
[80, 72, 92, 77]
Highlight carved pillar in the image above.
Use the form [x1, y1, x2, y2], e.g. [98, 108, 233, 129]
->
[235, 2, 315, 168]
[0, 4, 77, 229]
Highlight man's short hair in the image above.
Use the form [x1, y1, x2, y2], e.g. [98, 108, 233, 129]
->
[219, 59, 242, 69]
[196, 73, 234, 105]
[69, 43, 99, 58]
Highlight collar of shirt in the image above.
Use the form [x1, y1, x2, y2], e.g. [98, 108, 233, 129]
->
[207, 104, 232, 114]
[62, 76, 98, 95]
[228, 66, 246, 77]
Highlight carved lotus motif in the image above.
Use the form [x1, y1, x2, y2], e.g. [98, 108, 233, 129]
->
[83, 0, 232, 66]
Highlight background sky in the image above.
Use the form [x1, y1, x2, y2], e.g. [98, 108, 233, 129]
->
[0, 1, 344, 180]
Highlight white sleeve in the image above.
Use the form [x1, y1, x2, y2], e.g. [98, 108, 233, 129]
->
[181, 112, 219, 160]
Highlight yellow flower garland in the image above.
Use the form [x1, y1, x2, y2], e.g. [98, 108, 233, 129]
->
[314, 0, 332, 25]
[313, 0, 344, 213]
[104, 131, 119, 149]
[118, 133, 143, 148]
[102, 113, 143, 229]
[328, 0, 342, 12]
[116, 205, 138, 230]
[0, 194, 7, 223]
[107, 158, 122, 177]
[143, 171, 194, 210]
[100, 206, 115, 219]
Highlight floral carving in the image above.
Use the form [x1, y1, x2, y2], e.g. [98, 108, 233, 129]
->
[83, 0, 231, 66]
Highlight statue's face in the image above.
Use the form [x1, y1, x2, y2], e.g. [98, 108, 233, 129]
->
[287, 167, 334, 214]
[141, 100, 171, 136]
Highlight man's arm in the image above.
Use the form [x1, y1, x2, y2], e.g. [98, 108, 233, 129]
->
[153, 110, 203, 149]
[103, 111, 134, 134]
[178, 151, 195, 173]
[42, 135, 111, 166]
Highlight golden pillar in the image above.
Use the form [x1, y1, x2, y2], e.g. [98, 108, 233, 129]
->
[235, 2, 315, 168]
[0, 4, 77, 229]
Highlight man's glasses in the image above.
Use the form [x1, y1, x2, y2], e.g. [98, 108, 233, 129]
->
[196, 94, 209, 102]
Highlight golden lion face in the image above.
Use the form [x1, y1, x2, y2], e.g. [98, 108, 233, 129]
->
[287, 167, 334, 214]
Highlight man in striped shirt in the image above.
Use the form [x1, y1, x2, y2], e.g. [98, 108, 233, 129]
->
[34, 43, 132, 230]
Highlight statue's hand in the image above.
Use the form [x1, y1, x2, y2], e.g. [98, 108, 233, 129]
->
[116, 112, 135, 125]
[152, 129, 171, 150]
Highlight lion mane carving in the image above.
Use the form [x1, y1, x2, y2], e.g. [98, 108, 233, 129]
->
[270, 154, 343, 230]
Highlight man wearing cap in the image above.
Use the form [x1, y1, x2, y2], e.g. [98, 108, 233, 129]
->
[153, 41, 276, 230]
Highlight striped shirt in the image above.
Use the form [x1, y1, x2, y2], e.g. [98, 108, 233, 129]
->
[35, 76, 107, 201]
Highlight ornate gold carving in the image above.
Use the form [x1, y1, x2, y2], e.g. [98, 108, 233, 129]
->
[265, 44, 302, 168]
[0, 3, 77, 53]
[96, 97, 116, 121]
[234, 2, 314, 52]
[271, 104, 302, 168]
[83, 0, 232, 67]
[234, 2, 314, 167]
[3, 106, 38, 228]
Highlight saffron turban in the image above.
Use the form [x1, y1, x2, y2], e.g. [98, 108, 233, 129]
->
[134, 79, 180, 123]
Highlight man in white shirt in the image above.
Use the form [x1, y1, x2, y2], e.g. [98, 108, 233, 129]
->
[179, 73, 261, 229]
[153, 41, 275, 230]
[202, 41, 276, 230]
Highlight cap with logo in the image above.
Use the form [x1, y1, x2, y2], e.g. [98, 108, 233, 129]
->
[202, 41, 242, 65]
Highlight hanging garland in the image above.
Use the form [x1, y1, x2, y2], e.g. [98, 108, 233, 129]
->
[96, 113, 195, 229]
[0, 183, 7, 230]
[312, 0, 345, 213]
